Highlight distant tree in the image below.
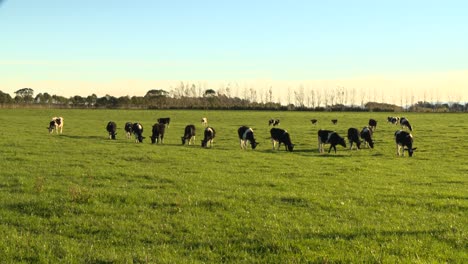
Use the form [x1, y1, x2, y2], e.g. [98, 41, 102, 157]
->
[15, 88, 34, 103]
[204, 89, 216, 97]
[145, 89, 169, 98]
[0, 90, 13, 104]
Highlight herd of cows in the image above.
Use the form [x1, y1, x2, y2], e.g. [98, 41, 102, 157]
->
[47, 115, 417, 157]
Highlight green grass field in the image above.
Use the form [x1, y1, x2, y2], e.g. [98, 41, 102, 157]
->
[0, 109, 466, 263]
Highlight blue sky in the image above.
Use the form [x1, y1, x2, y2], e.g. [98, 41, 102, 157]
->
[1, 0, 467, 102]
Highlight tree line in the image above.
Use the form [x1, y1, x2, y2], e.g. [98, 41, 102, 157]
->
[0, 86, 466, 112]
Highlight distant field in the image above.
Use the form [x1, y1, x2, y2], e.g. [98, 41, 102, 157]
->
[0, 109, 466, 263]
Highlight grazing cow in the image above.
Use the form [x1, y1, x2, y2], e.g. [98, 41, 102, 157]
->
[360, 126, 374, 148]
[368, 119, 377, 131]
[400, 117, 413, 131]
[157, 117, 171, 128]
[238, 126, 258, 150]
[395, 130, 417, 157]
[106, 121, 117, 140]
[270, 128, 294, 152]
[47, 117, 64, 134]
[318, 129, 346, 153]
[311, 119, 318, 125]
[268, 118, 280, 126]
[201, 127, 216, 148]
[132, 123, 144, 143]
[331, 119, 338, 125]
[181, 124, 196, 145]
[347, 128, 361, 150]
[201, 117, 208, 126]
[387, 116, 400, 125]
[124, 122, 133, 139]
[150, 123, 166, 144]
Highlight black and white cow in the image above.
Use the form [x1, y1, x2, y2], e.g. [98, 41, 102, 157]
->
[157, 117, 171, 128]
[268, 119, 280, 126]
[360, 126, 374, 148]
[106, 121, 117, 140]
[201, 117, 208, 126]
[387, 116, 400, 125]
[311, 119, 318, 125]
[238, 126, 258, 150]
[201, 127, 216, 148]
[150, 123, 166, 144]
[400, 117, 413, 131]
[347, 128, 361, 150]
[395, 130, 416, 157]
[270, 128, 294, 152]
[124, 122, 133, 139]
[318, 129, 346, 153]
[181, 124, 196, 145]
[331, 119, 338, 125]
[132, 122, 144, 143]
[368, 119, 377, 131]
[47, 116, 64, 134]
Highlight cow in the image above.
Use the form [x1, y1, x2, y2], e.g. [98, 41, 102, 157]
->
[181, 124, 196, 145]
[201, 117, 208, 127]
[238, 126, 258, 150]
[268, 119, 280, 126]
[387, 116, 400, 125]
[318, 129, 346, 153]
[201, 127, 216, 148]
[132, 122, 144, 143]
[360, 126, 374, 148]
[124, 122, 133, 139]
[47, 117, 64, 134]
[311, 119, 318, 125]
[395, 130, 417, 157]
[400, 117, 413, 131]
[106, 121, 117, 140]
[347, 128, 361, 150]
[150, 123, 166, 144]
[331, 119, 338, 125]
[270, 128, 294, 152]
[368, 119, 377, 131]
[157, 117, 171, 128]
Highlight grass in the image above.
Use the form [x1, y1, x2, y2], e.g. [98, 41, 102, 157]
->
[0, 109, 466, 263]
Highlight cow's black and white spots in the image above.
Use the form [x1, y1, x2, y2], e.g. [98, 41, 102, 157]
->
[400, 117, 413, 131]
[238, 126, 258, 150]
[387, 116, 400, 125]
[132, 123, 144, 143]
[157, 117, 171, 128]
[124, 122, 133, 139]
[150, 123, 166, 144]
[311, 119, 318, 125]
[201, 117, 208, 127]
[347, 128, 361, 150]
[106, 121, 117, 140]
[318, 129, 346, 153]
[181, 124, 196, 145]
[270, 128, 294, 152]
[331, 119, 338, 125]
[395, 130, 416, 157]
[368, 119, 377, 131]
[48, 116, 64, 134]
[360, 126, 374, 148]
[201, 127, 216, 148]
[268, 119, 280, 126]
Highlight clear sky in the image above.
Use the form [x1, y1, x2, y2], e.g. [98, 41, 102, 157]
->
[1, 0, 467, 103]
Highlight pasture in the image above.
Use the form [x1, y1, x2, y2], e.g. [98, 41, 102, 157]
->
[0, 109, 466, 263]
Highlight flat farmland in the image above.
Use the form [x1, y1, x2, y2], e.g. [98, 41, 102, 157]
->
[0, 109, 466, 263]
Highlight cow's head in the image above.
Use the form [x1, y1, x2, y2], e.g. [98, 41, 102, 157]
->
[338, 136, 347, 148]
[150, 135, 157, 144]
[201, 140, 207, 148]
[250, 141, 259, 150]
[48, 121, 56, 133]
[368, 140, 374, 149]
[286, 144, 295, 152]
[110, 132, 117, 140]
[181, 136, 187, 145]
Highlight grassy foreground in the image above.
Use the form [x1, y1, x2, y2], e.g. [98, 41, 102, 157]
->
[0, 109, 466, 263]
